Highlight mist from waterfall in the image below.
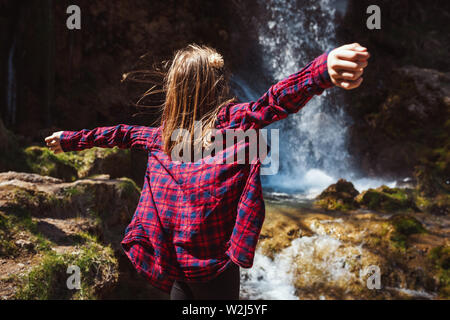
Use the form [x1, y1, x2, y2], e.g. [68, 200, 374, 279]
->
[231, 0, 394, 198]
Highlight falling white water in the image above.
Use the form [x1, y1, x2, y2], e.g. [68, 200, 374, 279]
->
[232, 0, 400, 300]
[6, 37, 17, 125]
[240, 219, 366, 300]
[230, 0, 396, 196]
[256, 0, 355, 194]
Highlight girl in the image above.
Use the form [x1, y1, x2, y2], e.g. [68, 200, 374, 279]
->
[45, 43, 369, 300]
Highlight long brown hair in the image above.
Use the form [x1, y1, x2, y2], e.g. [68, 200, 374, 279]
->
[161, 44, 234, 157]
[125, 44, 234, 158]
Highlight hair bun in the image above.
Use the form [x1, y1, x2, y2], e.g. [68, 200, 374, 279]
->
[208, 53, 224, 69]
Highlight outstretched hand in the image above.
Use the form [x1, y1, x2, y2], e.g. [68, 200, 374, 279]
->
[45, 131, 64, 154]
[327, 43, 370, 90]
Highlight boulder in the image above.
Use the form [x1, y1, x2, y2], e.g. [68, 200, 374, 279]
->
[17, 146, 134, 183]
[315, 179, 360, 210]
[356, 185, 417, 212]
[23, 146, 78, 182]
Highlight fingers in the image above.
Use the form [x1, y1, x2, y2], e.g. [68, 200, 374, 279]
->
[333, 59, 368, 71]
[335, 49, 370, 62]
[44, 132, 63, 153]
[341, 43, 367, 52]
[46, 138, 58, 146]
[336, 69, 363, 81]
[336, 77, 363, 90]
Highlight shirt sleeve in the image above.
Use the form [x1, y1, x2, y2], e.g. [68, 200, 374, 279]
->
[59, 124, 158, 152]
[216, 51, 334, 130]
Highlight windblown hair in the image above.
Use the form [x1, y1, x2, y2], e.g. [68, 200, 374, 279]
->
[124, 44, 235, 159]
[161, 44, 234, 157]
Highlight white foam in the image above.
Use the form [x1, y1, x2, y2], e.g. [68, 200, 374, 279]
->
[241, 219, 365, 300]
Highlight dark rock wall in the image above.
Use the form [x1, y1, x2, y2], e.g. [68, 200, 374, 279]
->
[0, 0, 232, 142]
[336, 0, 450, 184]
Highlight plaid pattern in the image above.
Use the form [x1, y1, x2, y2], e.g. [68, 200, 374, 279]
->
[59, 51, 332, 293]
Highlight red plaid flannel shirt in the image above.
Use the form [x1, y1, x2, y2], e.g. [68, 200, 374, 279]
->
[60, 52, 333, 293]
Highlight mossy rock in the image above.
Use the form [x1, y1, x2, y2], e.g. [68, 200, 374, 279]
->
[24, 146, 78, 182]
[356, 185, 417, 212]
[14, 238, 118, 300]
[389, 214, 426, 250]
[20, 146, 133, 183]
[428, 245, 450, 298]
[315, 179, 360, 211]
[58, 147, 132, 180]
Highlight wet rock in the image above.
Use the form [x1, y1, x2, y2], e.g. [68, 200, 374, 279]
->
[315, 179, 360, 211]
[356, 185, 417, 212]
[348, 65, 450, 181]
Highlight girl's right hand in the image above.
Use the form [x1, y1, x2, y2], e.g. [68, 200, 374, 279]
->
[45, 131, 64, 154]
[327, 43, 370, 90]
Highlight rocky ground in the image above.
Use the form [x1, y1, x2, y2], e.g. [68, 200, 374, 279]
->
[0, 170, 168, 300]
[255, 180, 449, 300]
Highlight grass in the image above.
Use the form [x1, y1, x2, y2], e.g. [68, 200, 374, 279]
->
[0, 209, 53, 258]
[14, 237, 118, 300]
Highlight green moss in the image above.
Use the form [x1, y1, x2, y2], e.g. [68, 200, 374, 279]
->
[58, 147, 131, 179]
[389, 214, 426, 250]
[357, 186, 416, 212]
[24, 146, 78, 181]
[315, 179, 359, 211]
[0, 209, 52, 257]
[429, 245, 450, 298]
[117, 177, 141, 196]
[14, 238, 118, 300]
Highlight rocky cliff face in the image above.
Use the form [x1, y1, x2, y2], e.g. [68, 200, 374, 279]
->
[337, 0, 450, 185]
[0, 0, 232, 141]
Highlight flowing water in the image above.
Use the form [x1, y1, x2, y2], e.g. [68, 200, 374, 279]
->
[230, 0, 400, 299]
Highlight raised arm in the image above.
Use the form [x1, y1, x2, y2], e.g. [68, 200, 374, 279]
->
[45, 124, 159, 153]
[216, 43, 369, 130]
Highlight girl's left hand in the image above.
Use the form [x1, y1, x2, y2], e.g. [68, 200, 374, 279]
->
[45, 131, 64, 154]
[327, 43, 370, 90]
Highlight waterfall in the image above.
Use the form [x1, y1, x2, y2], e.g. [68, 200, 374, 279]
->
[6, 37, 17, 126]
[255, 0, 351, 197]
[231, 0, 392, 197]
[233, 0, 398, 300]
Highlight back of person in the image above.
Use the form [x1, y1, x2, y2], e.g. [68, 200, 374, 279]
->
[46, 43, 369, 299]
